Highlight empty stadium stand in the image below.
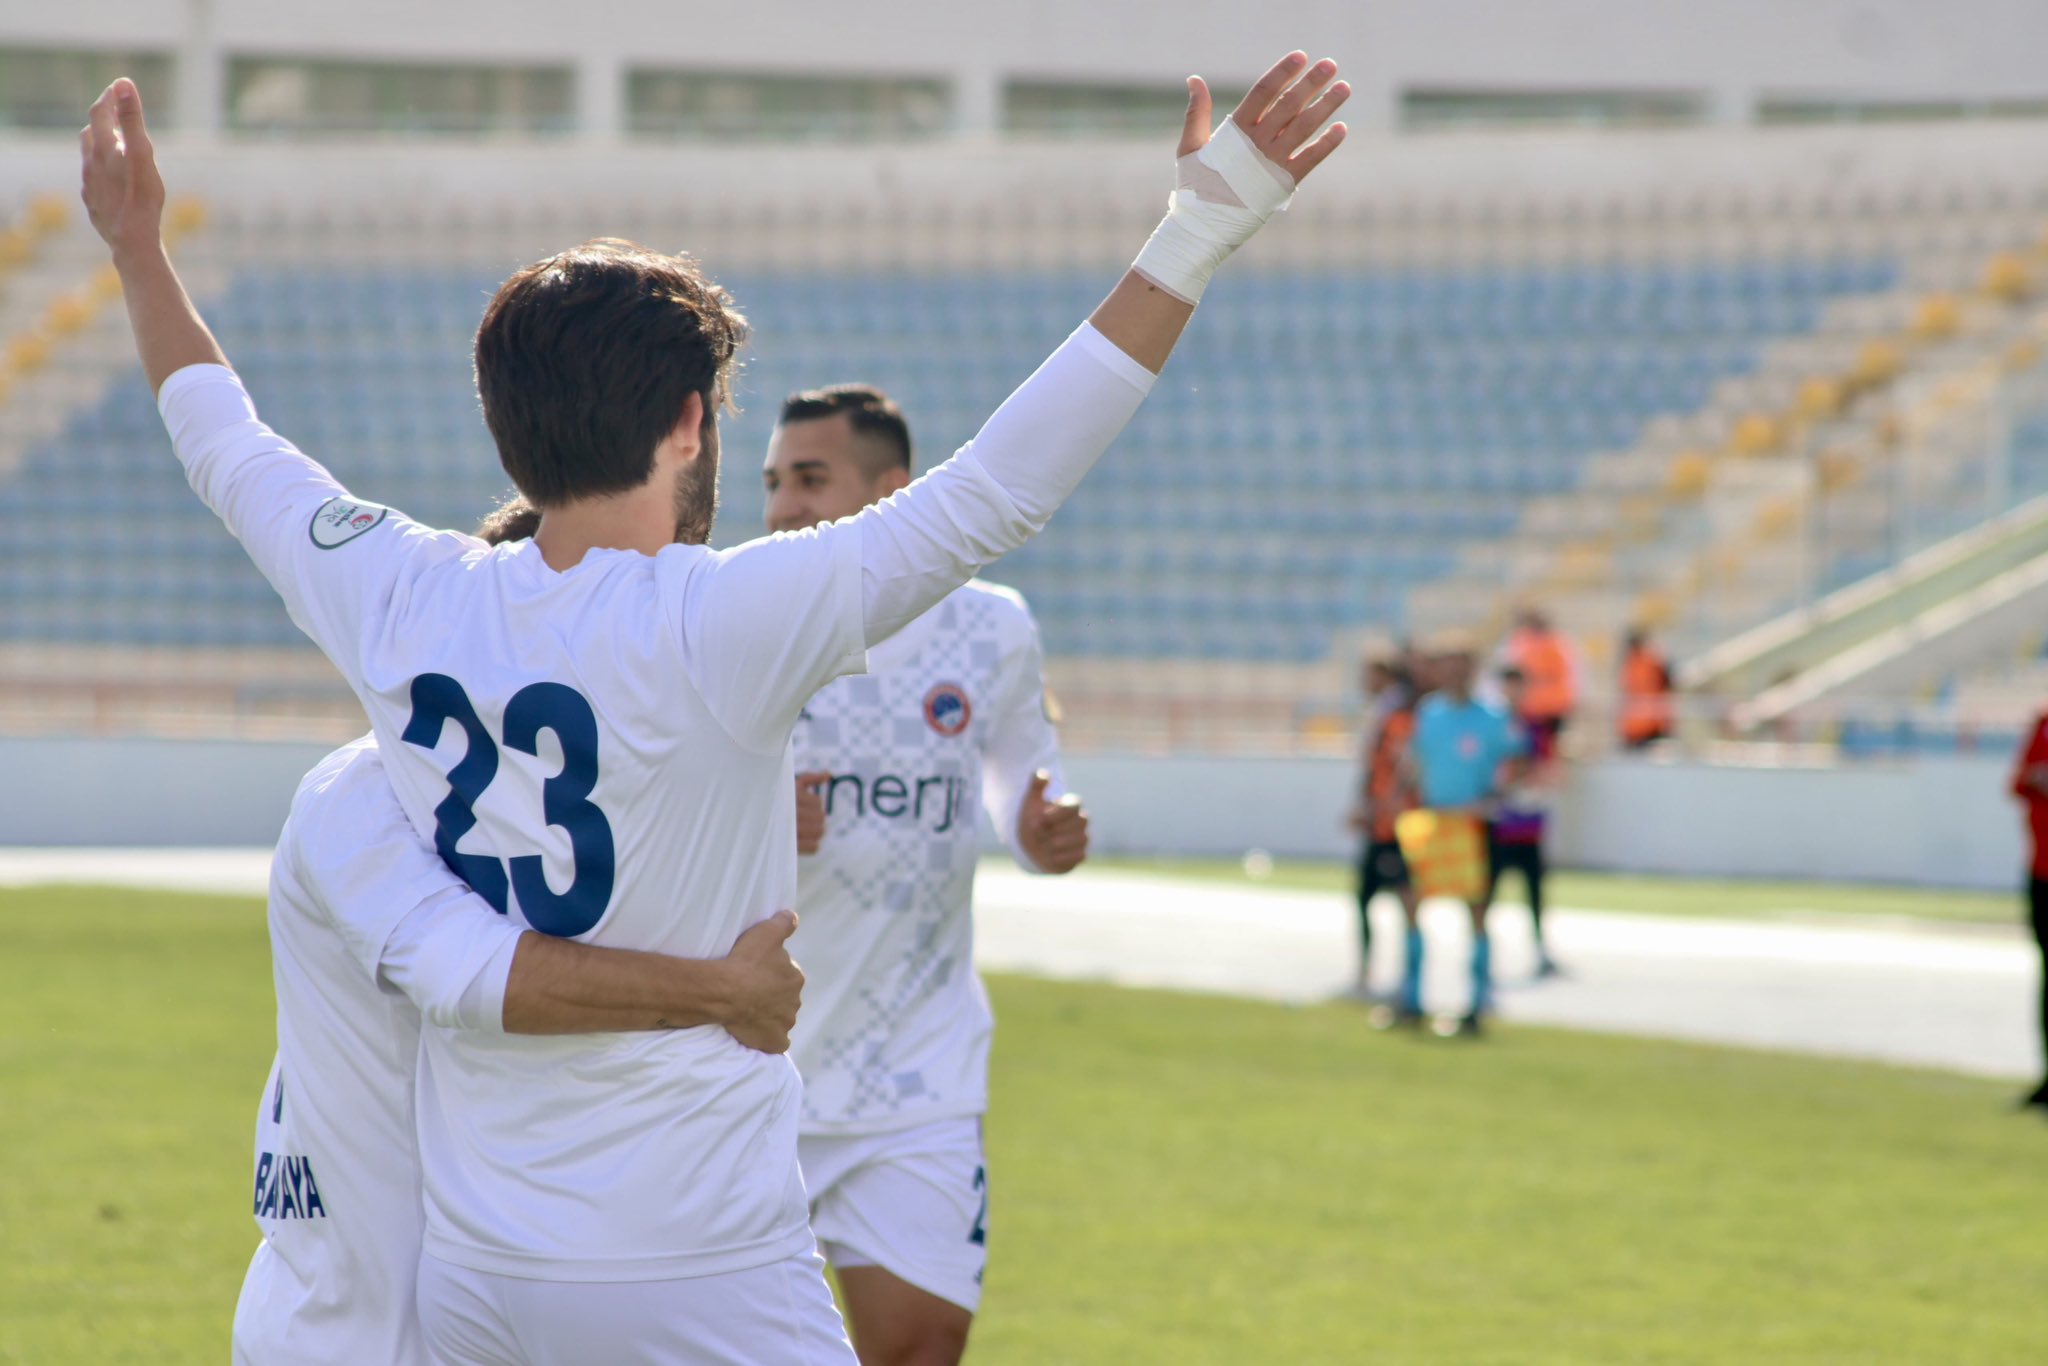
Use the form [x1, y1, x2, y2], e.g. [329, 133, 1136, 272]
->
[8, 143, 2048, 752]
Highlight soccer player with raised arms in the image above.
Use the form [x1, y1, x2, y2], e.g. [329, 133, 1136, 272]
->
[84, 51, 1348, 1361]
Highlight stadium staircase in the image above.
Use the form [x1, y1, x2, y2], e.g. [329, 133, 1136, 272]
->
[1675, 487, 2048, 755]
[1405, 188, 2048, 713]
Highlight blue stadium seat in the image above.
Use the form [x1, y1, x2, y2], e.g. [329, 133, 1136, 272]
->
[4, 252, 1907, 662]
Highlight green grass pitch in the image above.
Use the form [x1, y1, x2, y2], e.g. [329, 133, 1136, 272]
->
[3, 884, 2044, 1364]
[1091, 855, 2022, 927]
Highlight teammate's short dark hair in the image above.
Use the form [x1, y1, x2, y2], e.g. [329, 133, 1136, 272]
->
[475, 239, 748, 507]
[778, 384, 913, 476]
[477, 495, 542, 545]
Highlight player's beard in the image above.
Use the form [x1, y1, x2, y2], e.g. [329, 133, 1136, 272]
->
[672, 413, 721, 545]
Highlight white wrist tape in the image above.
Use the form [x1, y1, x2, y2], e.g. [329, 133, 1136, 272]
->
[1130, 119, 1298, 305]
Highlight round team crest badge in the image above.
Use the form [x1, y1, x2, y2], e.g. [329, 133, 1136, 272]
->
[924, 683, 972, 737]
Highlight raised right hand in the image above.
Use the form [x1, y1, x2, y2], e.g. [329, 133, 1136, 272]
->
[722, 910, 804, 1053]
[80, 78, 165, 262]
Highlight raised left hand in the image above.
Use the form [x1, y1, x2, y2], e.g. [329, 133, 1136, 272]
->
[81, 78, 165, 263]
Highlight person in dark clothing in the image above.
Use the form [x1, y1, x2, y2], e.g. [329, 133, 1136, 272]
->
[2009, 713, 2048, 1111]
[1346, 656, 1420, 1001]
[1493, 667, 1561, 978]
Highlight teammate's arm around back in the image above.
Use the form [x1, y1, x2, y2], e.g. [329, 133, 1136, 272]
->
[306, 749, 804, 1049]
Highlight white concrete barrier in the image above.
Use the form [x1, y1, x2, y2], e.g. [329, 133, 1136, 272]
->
[1, 736, 2030, 891]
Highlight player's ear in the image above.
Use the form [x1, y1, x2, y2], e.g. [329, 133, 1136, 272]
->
[665, 392, 707, 461]
[877, 466, 912, 498]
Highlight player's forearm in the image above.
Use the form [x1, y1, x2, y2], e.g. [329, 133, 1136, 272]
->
[501, 933, 734, 1035]
[1089, 270, 1198, 376]
[113, 240, 229, 395]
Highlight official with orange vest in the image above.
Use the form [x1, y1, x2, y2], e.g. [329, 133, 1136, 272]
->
[1619, 627, 1675, 749]
[1505, 607, 1578, 747]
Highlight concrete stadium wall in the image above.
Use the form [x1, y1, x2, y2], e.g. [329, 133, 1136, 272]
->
[0, 734, 332, 847]
[2, 736, 2028, 891]
[17, 0, 2048, 133]
[13, 117, 2048, 225]
[1545, 752, 2029, 892]
[1069, 750, 2031, 892]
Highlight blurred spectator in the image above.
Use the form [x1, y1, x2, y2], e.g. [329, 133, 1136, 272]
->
[1494, 667, 1563, 978]
[1505, 606, 1578, 748]
[1398, 642, 1525, 1034]
[2008, 715, 2048, 1111]
[1346, 656, 1420, 1001]
[1619, 627, 1675, 750]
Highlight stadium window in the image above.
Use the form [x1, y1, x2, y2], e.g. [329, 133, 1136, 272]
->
[1401, 88, 1705, 131]
[1003, 80, 1250, 137]
[226, 58, 574, 136]
[0, 48, 173, 131]
[625, 70, 951, 141]
[1759, 96, 2048, 126]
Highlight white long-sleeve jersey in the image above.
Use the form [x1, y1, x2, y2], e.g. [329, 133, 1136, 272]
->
[788, 580, 1061, 1135]
[159, 322, 1152, 1282]
[238, 738, 523, 1366]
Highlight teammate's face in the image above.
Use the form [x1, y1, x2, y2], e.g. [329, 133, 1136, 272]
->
[762, 415, 905, 533]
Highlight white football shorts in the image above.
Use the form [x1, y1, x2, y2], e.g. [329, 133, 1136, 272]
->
[800, 1116, 989, 1314]
[415, 1248, 854, 1366]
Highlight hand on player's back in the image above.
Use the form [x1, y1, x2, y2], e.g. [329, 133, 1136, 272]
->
[80, 78, 165, 261]
[795, 772, 830, 855]
[1018, 770, 1091, 875]
[1182, 51, 1350, 183]
[721, 911, 804, 1053]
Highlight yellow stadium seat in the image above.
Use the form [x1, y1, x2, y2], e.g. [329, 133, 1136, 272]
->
[1613, 489, 1662, 536]
[0, 228, 30, 271]
[6, 332, 53, 373]
[1667, 451, 1713, 497]
[1555, 540, 1612, 586]
[1816, 449, 1861, 491]
[2005, 336, 2042, 373]
[1796, 376, 1845, 420]
[1983, 251, 2033, 302]
[1911, 294, 1960, 340]
[45, 293, 94, 336]
[1632, 590, 1678, 630]
[26, 194, 69, 234]
[165, 197, 208, 237]
[1754, 495, 1802, 540]
[1852, 338, 1903, 388]
[1729, 412, 1781, 457]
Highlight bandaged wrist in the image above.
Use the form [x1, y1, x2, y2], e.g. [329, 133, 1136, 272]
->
[1130, 119, 1297, 305]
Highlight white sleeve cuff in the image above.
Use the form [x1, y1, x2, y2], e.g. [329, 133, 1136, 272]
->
[155, 362, 250, 426]
[375, 887, 526, 1032]
[1068, 322, 1159, 397]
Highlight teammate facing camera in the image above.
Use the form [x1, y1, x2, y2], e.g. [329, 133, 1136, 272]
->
[766, 384, 1086, 1365]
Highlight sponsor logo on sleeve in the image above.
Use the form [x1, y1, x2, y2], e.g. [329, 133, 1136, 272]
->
[309, 497, 390, 550]
[923, 683, 972, 737]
